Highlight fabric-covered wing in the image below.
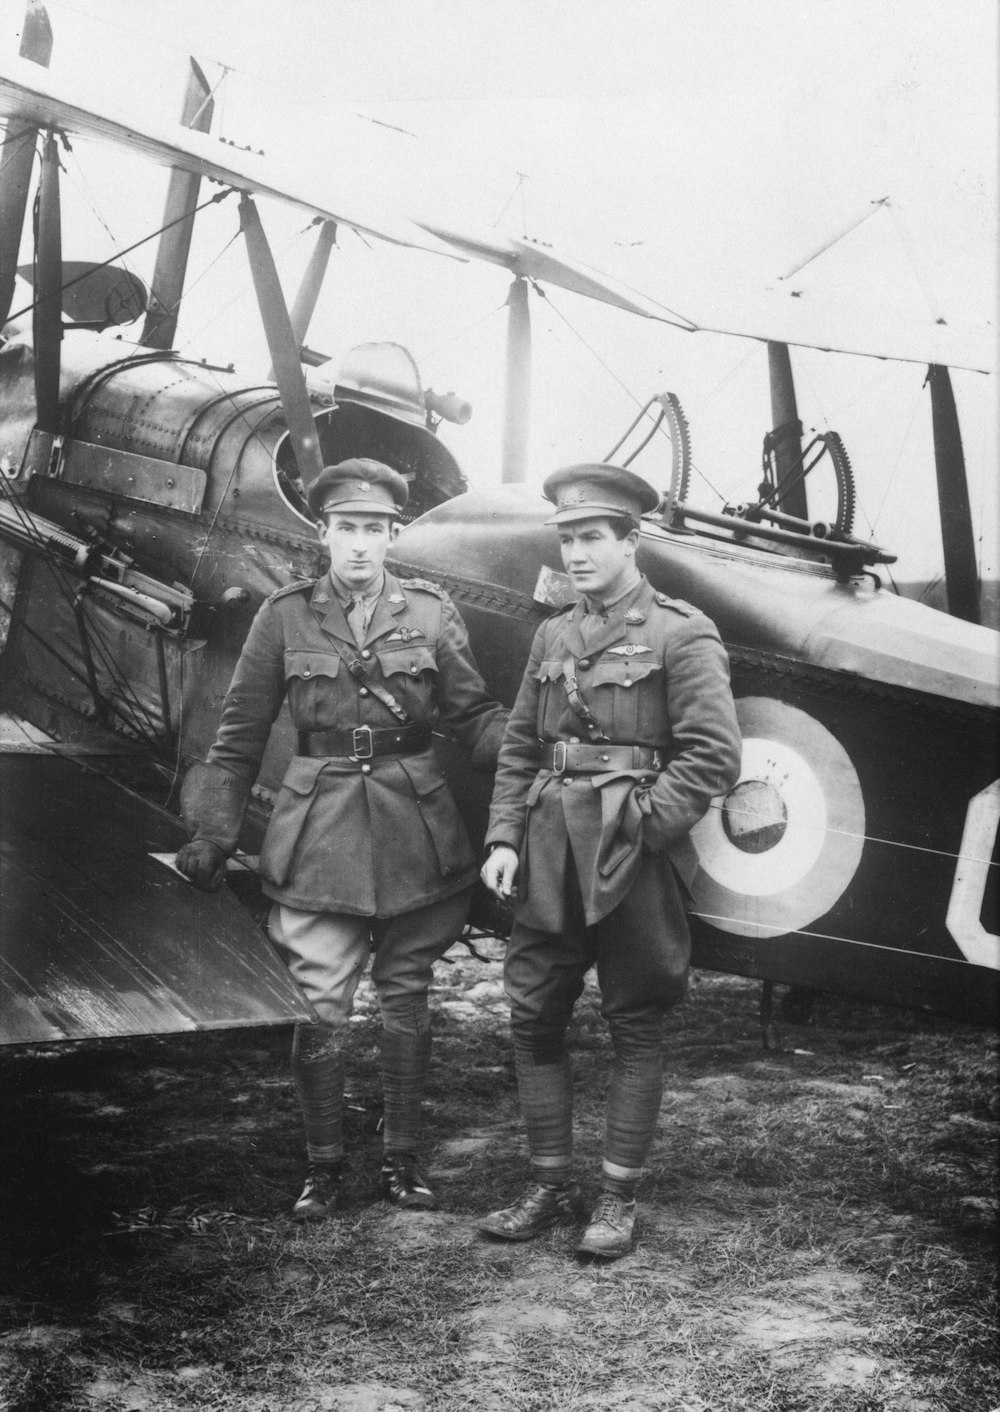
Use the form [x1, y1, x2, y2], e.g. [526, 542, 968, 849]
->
[415, 221, 699, 327]
[416, 225, 994, 372]
[0, 57, 459, 256]
[0, 751, 314, 1045]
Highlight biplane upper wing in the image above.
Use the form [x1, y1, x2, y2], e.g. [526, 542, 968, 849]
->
[0, 58, 713, 327]
[417, 220, 995, 373]
[5, 57, 991, 371]
[0, 56, 460, 256]
[416, 220, 700, 327]
[0, 724, 315, 1045]
[674, 280, 995, 374]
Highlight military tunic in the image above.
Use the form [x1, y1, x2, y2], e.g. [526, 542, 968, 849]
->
[486, 575, 742, 933]
[190, 571, 506, 917]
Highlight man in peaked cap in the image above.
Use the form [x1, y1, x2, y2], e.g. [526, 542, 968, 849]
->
[177, 457, 507, 1221]
[479, 461, 742, 1259]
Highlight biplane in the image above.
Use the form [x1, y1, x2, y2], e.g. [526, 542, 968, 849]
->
[1, 7, 996, 1046]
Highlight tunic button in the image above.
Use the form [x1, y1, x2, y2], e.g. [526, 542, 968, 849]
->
[361, 649, 372, 660]
[359, 687, 369, 696]
[623, 679, 633, 688]
[562, 777, 572, 786]
[361, 763, 371, 775]
[569, 736, 580, 744]
[578, 658, 591, 669]
[302, 668, 311, 677]
[410, 666, 418, 674]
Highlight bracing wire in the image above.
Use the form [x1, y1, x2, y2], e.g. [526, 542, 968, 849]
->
[865, 383, 926, 538]
[5, 186, 237, 324]
[701, 794, 998, 872]
[0, 585, 163, 748]
[155, 225, 246, 352]
[492, 172, 528, 231]
[416, 298, 508, 364]
[0, 484, 166, 747]
[536, 282, 729, 503]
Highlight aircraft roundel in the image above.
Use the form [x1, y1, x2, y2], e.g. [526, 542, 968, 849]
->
[688, 697, 865, 939]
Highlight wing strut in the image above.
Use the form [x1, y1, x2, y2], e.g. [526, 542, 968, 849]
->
[240, 194, 325, 490]
[501, 275, 532, 483]
[928, 364, 980, 624]
[32, 127, 62, 432]
[288, 219, 337, 353]
[0, 1, 52, 325]
[140, 58, 214, 349]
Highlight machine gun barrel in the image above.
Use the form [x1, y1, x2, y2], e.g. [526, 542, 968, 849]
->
[0, 500, 193, 626]
[669, 500, 895, 568]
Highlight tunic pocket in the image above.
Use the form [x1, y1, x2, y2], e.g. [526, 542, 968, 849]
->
[259, 757, 327, 887]
[397, 754, 474, 878]
[376, 643, 438, 682]
[587, 658, 661, 737]
[587, 659, 660, 688]
[283, 649, 341, 682]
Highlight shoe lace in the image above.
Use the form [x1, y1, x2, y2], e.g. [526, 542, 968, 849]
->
[591, 1192, 629, 1225]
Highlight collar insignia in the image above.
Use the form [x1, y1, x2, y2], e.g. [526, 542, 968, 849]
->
[608, 643, 650, 657]
[388, 593, 406, 604]
[624, 608, 645, 623]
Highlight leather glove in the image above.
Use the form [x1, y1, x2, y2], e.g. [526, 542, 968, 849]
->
[175, 839, 229, 892]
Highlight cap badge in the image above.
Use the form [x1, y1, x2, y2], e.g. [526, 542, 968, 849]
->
[357, 481, 372, 494]
[560, 488, 587, 506]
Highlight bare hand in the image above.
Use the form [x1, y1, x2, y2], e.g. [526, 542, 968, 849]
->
[481, 845, 519, 900]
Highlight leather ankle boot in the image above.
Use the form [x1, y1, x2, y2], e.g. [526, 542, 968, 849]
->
[479, 1180, 581, 1241]
[576, 1191, 636, 1258]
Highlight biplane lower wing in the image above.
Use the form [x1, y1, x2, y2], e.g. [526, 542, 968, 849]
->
[0, 742, 314, 1045]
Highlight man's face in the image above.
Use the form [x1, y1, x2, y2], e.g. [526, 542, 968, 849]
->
[558, 517, 638, 601]
[319, 512, 399, 592]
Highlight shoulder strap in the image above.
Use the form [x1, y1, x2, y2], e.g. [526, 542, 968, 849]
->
[561, 655, 611, 743]
[268, 578, 317, 603]
[400, 577, 448, 600]
[326, 637, 412, 725]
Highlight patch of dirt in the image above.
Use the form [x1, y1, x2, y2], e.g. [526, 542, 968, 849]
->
[1, 962, 997, 1411]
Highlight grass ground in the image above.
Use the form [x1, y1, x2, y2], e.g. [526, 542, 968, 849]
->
[1, 946, 997, 1412]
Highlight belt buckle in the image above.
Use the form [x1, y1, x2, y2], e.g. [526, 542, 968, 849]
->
[551, 740, 568, 775]
[352, 725, 374, 760]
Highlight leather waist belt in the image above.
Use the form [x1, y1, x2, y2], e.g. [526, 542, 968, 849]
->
[541, 741, 663, 774]
[297, 722, 432, 760]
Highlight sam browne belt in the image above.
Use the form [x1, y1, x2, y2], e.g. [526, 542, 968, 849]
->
[297, 721, 432, 760]
[541, 741, 662, 775]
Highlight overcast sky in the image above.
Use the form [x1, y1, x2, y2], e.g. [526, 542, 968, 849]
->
[4, 0, 997, 581]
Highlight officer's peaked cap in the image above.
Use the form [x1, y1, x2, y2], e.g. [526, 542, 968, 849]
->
[542, 462, 661, 526]
[307, 458, 409, 519]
